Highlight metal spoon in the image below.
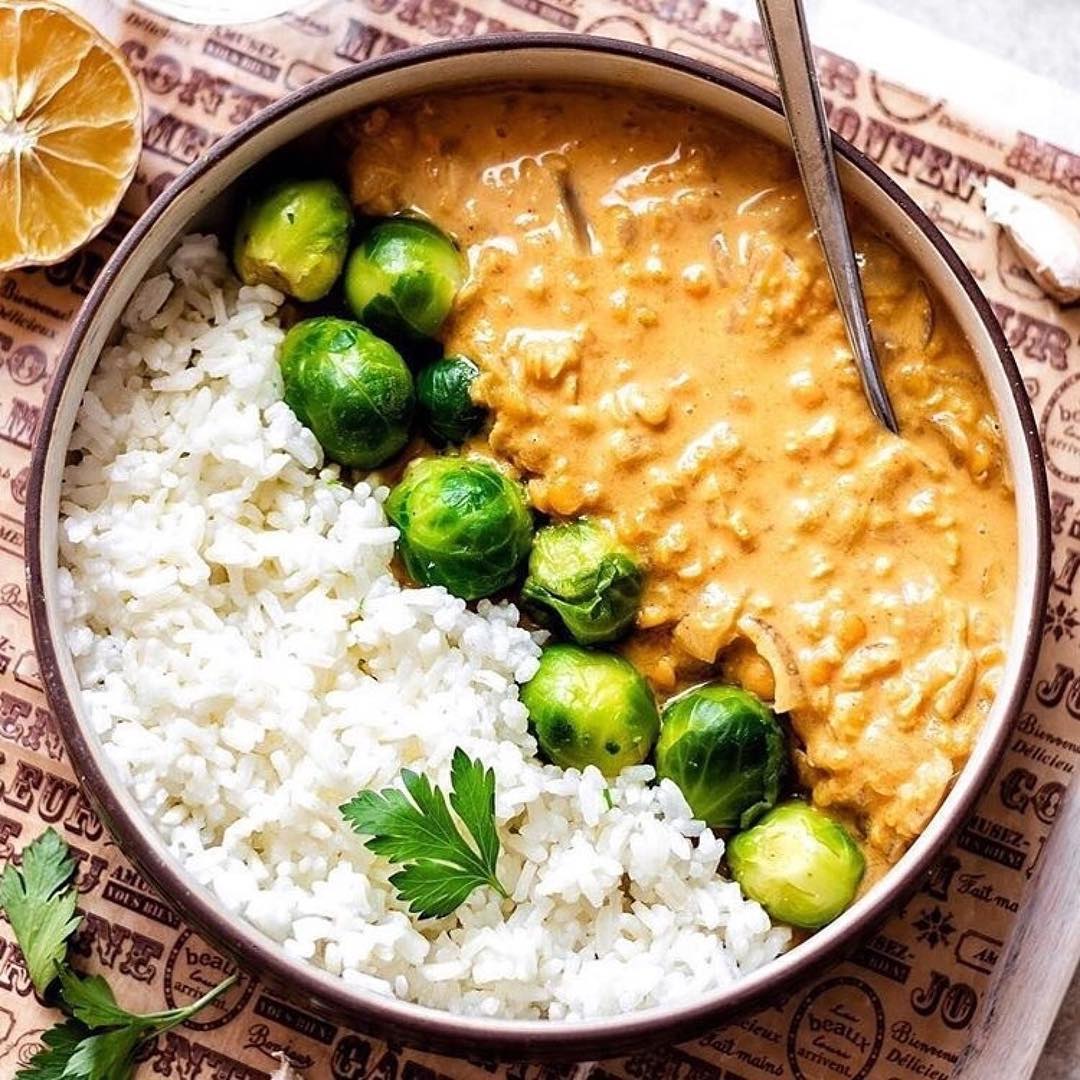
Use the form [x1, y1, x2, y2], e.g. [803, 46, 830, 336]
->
[756, 0, 900, 434]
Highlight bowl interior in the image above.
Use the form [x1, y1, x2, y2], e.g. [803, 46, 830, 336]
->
[29, 38, 1048, 1059]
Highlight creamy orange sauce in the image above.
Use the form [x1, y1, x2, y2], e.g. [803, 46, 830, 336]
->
[347, 88, 1016, 874]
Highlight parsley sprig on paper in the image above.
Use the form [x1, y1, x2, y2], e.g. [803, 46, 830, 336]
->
[0, 828, 236, 1080]
[0, 828, 81, 997]
[341, 748, 508, 918]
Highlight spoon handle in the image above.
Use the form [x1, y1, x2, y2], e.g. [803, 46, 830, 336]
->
[756, 0, 900, 434]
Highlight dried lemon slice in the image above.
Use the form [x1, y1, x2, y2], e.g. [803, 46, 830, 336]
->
[0, 1, 142, 270]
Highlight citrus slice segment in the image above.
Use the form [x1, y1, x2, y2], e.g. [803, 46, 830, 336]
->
[0, 1, 142, 270]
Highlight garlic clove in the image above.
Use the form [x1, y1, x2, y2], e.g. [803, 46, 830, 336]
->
[271, 1054, 304, 1080]
[983, 176, 1080, 304]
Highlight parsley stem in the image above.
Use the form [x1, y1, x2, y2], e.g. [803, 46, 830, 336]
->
[138, 973, 239, 1029]
[174, 971, 239, 1018]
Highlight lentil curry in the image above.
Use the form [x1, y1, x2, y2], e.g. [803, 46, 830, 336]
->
[347, 88, 1016, 879]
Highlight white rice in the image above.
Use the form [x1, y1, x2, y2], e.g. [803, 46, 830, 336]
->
[58, 235, 790, 1019]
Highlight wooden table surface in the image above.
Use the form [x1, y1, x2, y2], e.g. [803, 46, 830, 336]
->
[952, 781, 1080, 1079]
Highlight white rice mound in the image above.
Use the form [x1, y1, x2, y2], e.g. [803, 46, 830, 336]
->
[58, 235, 790, 1020]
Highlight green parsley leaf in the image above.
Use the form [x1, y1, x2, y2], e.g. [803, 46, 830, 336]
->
[0, 828, 81, 996]
[15, 1021, 87, 1080]
[57, 969, 134, 1030]
[448, 748, 501, 871]
[388, 862, 496, 919]
[62, 1025, 142, 1080]
[340, 748, 508, 918]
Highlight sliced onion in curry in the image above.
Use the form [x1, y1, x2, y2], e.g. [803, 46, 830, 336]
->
[732, 614, 809, 714]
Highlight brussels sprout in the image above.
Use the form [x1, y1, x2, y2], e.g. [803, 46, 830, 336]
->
[385, 456, 533, 600]
[655, 683, 786, 830]
[234, 178, 352, 302]
[279, 316, 413, 469]
[727, 801, 866, 929]
[521, 644, 659, 776]
[345, 218, 465, 342]
[521, 520, 643, 645]
[416, 355, 485, 445]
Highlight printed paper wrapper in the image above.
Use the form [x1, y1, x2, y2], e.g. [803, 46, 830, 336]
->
[1, 2, 1078, 1077]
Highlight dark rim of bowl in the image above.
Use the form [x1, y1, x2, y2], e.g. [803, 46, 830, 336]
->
[27, 33, 1051, 1061]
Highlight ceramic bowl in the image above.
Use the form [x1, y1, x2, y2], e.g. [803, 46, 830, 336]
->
[26, 35, 1051, 1061]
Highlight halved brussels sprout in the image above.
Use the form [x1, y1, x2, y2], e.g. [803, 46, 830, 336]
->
[521, 644, 659, 777]
[234, 178, 352, 301]
[727, 801, 866, 929]
[655, 683, 786, 830]
[385, 456, 533, 600]
[344, 217, 465, 343]
[522, 520, 643, 645]
[279, 316, 414, 469]
[416, 355, 485, 446]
